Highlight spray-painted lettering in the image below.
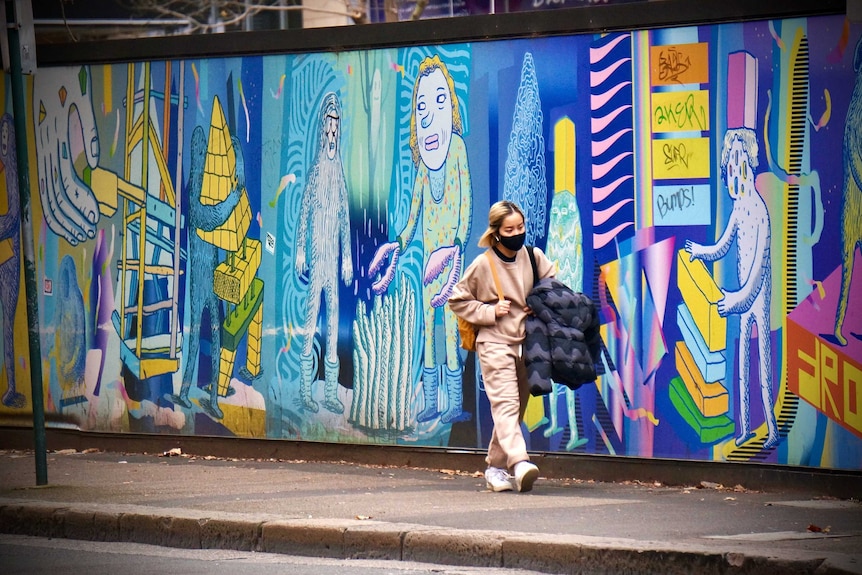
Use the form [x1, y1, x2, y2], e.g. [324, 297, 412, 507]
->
[654, 92, 707, 131]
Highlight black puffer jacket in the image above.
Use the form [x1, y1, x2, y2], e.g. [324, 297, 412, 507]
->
[524, 277, 601, 396]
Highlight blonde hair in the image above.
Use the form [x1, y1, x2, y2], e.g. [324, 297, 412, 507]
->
[478, 200, 525, 248]
[720, 128, 759, 184]
[408, 56, 463, 167]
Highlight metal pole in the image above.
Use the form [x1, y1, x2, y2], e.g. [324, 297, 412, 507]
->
[8, 0, 47, 485]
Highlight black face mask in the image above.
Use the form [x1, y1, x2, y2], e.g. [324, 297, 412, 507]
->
[498, 232, 526, 252]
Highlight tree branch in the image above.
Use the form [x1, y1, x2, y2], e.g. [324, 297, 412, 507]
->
[410, 0, 428, 20]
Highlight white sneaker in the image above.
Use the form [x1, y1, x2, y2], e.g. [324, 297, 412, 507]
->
[513, 461, 539, 493]
[484, 467, 513, 492]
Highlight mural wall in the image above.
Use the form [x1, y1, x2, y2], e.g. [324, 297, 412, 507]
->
[1, 14, 860, 471]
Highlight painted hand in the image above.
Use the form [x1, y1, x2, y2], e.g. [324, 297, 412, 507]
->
[684, 239, 701, 261]
[369, 241, 399, 294]
[33, 66, 101, 246]
[424, 245, 461, 307]
[717, 289, 733, 317]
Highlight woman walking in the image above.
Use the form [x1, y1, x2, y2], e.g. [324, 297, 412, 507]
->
[449, 201, 555, 492]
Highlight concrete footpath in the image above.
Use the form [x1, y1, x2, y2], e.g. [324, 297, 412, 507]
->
[0, 449, 860, 575]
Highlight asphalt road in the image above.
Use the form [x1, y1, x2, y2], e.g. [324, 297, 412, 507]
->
[1, 534, 551, 575]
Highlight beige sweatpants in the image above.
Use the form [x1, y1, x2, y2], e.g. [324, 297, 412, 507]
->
[476, 341, 531, 470]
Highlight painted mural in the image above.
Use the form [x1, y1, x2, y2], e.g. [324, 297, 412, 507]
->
[1, 14, 860, 471]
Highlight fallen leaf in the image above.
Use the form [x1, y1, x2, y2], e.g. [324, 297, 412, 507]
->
[807, 524, 823, 532]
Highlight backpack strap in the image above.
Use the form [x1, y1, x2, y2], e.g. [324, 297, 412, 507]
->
[526, 245, 539, 285]
[484, 250, 505, 302]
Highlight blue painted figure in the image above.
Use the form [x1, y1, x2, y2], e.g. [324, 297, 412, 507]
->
[170, 125, 242, 420]
[295, 92, 353, 414]
[0, 114, 25, 408]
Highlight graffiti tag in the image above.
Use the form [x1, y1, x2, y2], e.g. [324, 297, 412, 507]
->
[656, 186, 695, 219]
[654, 184, 709, 225]
[654, 92, 707, 131]
[662, 142, 692, 170]
[658, 47, 692, 84]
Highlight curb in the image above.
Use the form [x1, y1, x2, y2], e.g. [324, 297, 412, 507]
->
[0, 499, 857, 575]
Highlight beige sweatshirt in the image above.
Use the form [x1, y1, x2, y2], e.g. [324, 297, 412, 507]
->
[448, 246, 555, 345]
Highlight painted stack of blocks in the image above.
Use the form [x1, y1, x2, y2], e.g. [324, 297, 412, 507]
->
[671, 250, 733, 444]
[202, 97, 265, 434]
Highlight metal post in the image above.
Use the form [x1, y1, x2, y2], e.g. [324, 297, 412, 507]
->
[279, 0, 288, 29]
[7, 0, 47, 485]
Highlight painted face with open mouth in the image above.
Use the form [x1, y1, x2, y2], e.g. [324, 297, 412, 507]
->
[325, 112, 340, 160]
[727, 138, 751, 200]
[416, 67, 453, 172]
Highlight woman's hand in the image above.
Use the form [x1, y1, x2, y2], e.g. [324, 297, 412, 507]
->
[495, 299, 511, 317]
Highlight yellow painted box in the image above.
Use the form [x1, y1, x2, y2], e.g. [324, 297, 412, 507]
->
[214, 238, 262, 304]
[676, 249, 726, 353]
[675, 340, 729, 418]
